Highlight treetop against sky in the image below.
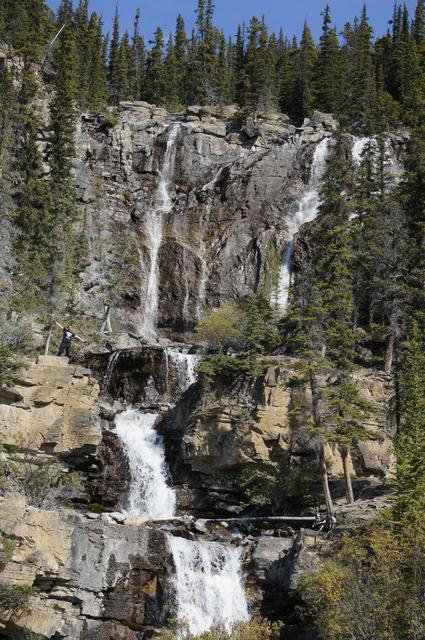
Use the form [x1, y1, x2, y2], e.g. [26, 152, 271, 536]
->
[46, 0, 417, 41]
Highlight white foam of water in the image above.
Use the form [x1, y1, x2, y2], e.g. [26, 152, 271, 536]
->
[140, 124, 180, 341]
[168, 536, 250, 634]
[275, 136, 331, 312]
[104, 350, 120, 389]
[115, 408, 176, 518]
[352, 136, 373, 165]
[165, 348, 200, 392]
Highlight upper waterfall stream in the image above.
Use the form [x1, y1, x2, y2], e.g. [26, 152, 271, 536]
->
[140, 123, 180, 341]
[275, 136, 331, 312]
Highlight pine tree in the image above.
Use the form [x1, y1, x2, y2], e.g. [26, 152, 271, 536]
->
[0, 63, 16, 191]
[143, 27, 166, 106]
[108, 6, 121, 105]
[195, 0, 218, 103]
[49, 14, 79, 309]
[164, 33, 179, 110]
[174, 15, 188, 105]
[14, 66, 53, 310]
[118, 31, 135, 101]
[403, 115, 425, 328]
[326, 372, 373, 503]
[312, 133, 356, 366]
[74, 0, 89, 108]
[296, 22, 317, 121]
[394, 322, 425, 524]
[349, 6, 378, 132]
[86, 13, 107, 111]
[132, 9, 146, 99]
[314, 5, 341, 114]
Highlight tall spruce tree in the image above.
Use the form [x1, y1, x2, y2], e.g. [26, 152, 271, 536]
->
[14, 66, 53, 310]
[314, 5, 341, 115]
[143, 27, 166, 106]
[108, 6, 121, 105]
[296, 22, 317, 121]
[49, 13, 79, 309]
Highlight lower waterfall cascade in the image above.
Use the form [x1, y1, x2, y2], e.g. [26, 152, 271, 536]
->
[168, 535, 250, 634]
[115, 407, 176, 518]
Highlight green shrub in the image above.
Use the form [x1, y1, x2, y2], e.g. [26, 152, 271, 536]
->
[0, 584, 34, 616]
[99, 109, 120, 128]
[240, 462, 319, 512]
[7, 459, 84, 510]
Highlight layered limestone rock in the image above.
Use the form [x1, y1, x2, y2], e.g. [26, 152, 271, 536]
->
[0, 356, 101, 459]
[159, 357, 394, 515]
[72, 103, 337, 338]
[0, 494, 169, 640]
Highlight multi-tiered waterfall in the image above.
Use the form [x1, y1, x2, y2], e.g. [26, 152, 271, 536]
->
[275, 136, 331, 312]
[140, 123, 180, 341]
[114, 353, 249, 633]
[168, 536, 250, 634]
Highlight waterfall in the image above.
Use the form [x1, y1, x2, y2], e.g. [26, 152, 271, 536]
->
[168, 536, 250, 634]
[140, 124, 180, 341]
[275, 136, 331, 312]
[115, 408, 176, 518]
[104, 350, 120, 389]
[352, 136, 373, 164]
[164, 347, 200, 392]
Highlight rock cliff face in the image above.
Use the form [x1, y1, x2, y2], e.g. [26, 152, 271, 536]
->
[73, 103, 336, 338]
[0, 349, 394, 639]
[0, 97, 401, 639]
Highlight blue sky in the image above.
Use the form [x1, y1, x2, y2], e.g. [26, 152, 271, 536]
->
[46, 0, 417, 41]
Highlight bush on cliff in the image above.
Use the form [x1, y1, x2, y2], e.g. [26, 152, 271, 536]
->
[196, 295, 279, 380]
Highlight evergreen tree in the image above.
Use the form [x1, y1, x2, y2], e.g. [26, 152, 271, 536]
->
[118, 31, 135, 101]
[143, 27, 166, 106]
[296, 22, 317, 121]
[74, 0, 89, 108]
[174, 15, 188, 105]
[314, 5, 341, 114]
[48, 15, 79, 309]
[86, 13, 107, 110]
[164, 33, 179, 110]
[349, 6, 377, 132]
[132, 9, 146, 99]
[14, 66, 53, 310]
[108, 6, 121, 105]
[394, 322, 425, 524]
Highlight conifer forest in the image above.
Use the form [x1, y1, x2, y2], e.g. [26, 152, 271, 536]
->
[1, 1, 425, 639]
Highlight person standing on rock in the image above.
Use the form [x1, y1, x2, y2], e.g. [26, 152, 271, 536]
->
[55, 321, 84, 357]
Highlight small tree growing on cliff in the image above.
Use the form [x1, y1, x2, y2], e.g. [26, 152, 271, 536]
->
[325, 371, 375, 504]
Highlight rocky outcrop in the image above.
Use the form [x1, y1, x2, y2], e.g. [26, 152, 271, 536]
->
[160, 357, 394, 516]
[0, 356, 101, 461]
[70, 103, 336, 339]
[0, 494, 169, 639]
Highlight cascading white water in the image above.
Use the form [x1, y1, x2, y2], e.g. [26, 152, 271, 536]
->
[104, 350, 120, 389]
[115, 408, 176, 518]
[140, 124, 180, 341]
[164, 347, 200, 392]
[275, 136, 331, 312]
[168, 536, 250, 634]
[351, 136, 373, 165]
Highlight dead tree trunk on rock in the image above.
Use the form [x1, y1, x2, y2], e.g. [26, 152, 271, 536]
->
[341, 446, 355, 504]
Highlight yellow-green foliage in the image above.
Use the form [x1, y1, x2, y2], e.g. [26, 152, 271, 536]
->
[298, 514, 425, 640]
[196, 302, 245, 352]
[157, 619, 282, 640]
